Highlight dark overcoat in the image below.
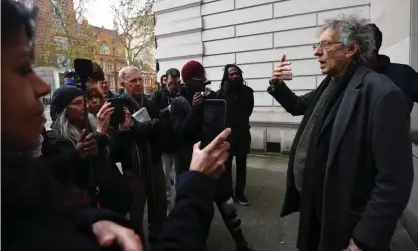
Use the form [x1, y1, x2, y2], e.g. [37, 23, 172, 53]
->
[216, 83, 254, 156]
[269, 66, 414, 251]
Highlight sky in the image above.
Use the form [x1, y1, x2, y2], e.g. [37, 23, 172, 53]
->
[76, 0, 116, 30]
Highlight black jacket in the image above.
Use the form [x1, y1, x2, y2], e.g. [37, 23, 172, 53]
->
[119, 93, 162, 167]
[170, 88, 204, 174]
[44, 129, 132, 216]
[3, 148, 218, 251]
[270, 66, 413, 251]
[374, 54, 418, 112]
[150, 88, 179, 154]
[217, 83, 254, 155]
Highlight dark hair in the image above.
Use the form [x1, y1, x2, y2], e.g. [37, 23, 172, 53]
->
[166, 68, 180, 78]
[88, 85, 105, 104]
[1, 1, 86, 221]
[90, 62, 105, 82]
[1, 0, 36, 46]
[367, 23, 382, 53]
[221, 64, 245, 88]
[160, 74, 166, 84]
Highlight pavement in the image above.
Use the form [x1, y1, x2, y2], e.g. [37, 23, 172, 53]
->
[206, 155, 298, 251]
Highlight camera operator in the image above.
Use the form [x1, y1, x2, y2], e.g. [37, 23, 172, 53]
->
[117, 65, 167, 244]
[170, 60, 255, 251]
[45, 86, 132, 216]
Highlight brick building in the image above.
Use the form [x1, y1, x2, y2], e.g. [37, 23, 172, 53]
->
[19, 0, 128, 92]
[91, 24, 127, 92]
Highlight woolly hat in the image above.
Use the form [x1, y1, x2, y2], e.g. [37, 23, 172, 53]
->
[181, 60, 205, 82]
[50, 85, 84, 121]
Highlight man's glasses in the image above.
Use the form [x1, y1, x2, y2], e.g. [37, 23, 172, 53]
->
[312, 41, 342, 50]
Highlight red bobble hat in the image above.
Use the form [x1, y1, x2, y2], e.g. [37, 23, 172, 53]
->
[181, 60, 205, 82]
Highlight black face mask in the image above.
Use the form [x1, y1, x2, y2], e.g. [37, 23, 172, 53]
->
[230, 77, 243, 85]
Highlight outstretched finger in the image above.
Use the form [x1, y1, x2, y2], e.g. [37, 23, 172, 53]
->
[280, 54, 286, 63]
[204, 128, 231, 153]
[193, 141, 202, 153]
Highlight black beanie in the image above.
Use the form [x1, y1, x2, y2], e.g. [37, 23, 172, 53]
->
[50, 85, 84, 121]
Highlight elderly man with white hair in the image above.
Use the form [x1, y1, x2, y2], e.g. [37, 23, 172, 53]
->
[117, 66, 167, 246]
[269, 16, 413, 251]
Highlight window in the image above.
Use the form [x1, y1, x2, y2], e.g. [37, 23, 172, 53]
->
[54, 36, 68, 48]
[102, 61, 107, 71]
[51, 0, 63, 16]
[108, 77, 115, 88]
[107, 61, 113, 71]
[53, 19, 65, 31]
[100, 43, 109, 55]
[117, 46, 123, 56]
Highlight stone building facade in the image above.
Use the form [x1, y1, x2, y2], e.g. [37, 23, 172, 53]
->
[154, 0, 418, 153]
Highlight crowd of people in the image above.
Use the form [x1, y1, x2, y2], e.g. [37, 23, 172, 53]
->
[3, 0, 418, 251]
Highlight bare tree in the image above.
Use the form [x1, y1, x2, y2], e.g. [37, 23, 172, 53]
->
[111, 0, 155, 69]
[39, 0, 98, 67]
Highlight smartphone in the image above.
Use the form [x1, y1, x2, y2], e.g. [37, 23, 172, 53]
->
[201, 99, 227, 148]
[107, 98, 126, 127]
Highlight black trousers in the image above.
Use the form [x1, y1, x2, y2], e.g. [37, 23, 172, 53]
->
[224, 154, 248, 196]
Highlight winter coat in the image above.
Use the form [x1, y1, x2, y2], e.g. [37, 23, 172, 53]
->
[216, 82, 254, 155]
[374, 54, 418, 112]
[270, 65, 413, 251]
[45, 128, 132, 216]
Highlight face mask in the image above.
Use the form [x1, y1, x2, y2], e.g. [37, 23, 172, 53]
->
[230, 77, 243, 85]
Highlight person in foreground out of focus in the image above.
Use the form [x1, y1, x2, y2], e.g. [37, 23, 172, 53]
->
[217, 64, 254, 205]
[170, 60, 256, 251]
[2, 2, 235, 251]
[269, 16, 413, 251]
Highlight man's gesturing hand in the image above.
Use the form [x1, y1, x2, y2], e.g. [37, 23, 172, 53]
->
[92, 220, 143, 251]
[190, 128, 231, 179]
[271, 54, 293, 82]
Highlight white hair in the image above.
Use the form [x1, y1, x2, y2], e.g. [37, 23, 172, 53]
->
[118, 66, 141, 82]
[320, 15, 375, 63]
[52, 108, 98, 146]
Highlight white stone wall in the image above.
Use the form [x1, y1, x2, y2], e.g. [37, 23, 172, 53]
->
[154, 0, 415, 152]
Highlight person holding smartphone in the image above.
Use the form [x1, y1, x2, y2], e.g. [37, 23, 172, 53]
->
[170, 60, 255, 251]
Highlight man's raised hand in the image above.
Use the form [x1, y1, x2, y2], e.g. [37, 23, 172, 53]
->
[271, 54, 293, 82]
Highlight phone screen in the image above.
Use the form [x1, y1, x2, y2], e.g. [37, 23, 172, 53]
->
[201, 99, 226, 148]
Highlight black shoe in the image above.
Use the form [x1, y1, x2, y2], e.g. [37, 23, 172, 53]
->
[237, 243, 256, 251]
[236, 194, 249, 206]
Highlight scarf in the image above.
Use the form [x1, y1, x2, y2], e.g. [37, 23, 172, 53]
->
[292, 62, 359, 193]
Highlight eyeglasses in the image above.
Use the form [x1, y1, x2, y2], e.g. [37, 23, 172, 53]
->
[312, 41, 342, 50]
